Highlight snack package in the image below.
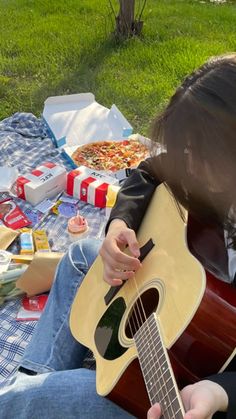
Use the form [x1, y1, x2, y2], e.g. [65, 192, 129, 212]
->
[33, 230, 50, 252]
[20, 228, 34, 255]
[51, 196, 78, 217]
[16, 252, 63, 296]
[0, 226, 19, 250]
[0, 200, 31, 230]
[11, 254, 33, 264]
[16, 294, 48, 321]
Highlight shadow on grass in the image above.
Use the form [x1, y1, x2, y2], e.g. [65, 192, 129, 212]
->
[31, 34, 132, 113]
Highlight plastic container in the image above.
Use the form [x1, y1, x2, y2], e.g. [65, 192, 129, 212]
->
[0, 250, 11, 274]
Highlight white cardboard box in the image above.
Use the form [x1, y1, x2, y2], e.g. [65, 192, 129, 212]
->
[16, 162, 67, 206]
[43, 93, 133, 148]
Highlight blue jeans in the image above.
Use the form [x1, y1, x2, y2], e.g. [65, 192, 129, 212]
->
[0, 239, 135, 418]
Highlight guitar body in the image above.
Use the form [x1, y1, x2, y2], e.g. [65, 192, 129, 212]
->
[70, 184, 236, 418]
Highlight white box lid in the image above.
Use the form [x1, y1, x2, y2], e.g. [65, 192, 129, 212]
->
[43, 93, 133, 147]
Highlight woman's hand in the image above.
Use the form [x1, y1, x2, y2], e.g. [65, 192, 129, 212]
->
[147, 380, 228, 419]
[99, 219, 141, 286]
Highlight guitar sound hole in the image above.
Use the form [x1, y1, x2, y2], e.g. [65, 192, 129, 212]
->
[125, 287, 159, 339]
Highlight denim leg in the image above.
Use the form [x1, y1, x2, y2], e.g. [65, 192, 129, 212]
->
[0, 369, 136, 419]
[20, 238, 102, 373]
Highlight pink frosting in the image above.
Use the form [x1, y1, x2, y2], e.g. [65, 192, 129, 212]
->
[68, 214, 88, 234]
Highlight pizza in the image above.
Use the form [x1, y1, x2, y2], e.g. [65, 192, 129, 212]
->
[71, 139, 149, 172]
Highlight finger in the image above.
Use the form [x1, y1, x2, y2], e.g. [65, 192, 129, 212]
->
[104, 277, 123, 286]
[184, 409, 211, 419]
[101, 251, 141, 285]
[119, 229, 140, 258]
[107, 254, 141, 272]
[100, 246, 141, 272]
[147, 403, 162, 419]
[103, 267, 136, 286]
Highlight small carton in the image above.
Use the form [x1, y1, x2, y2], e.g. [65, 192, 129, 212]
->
[67, 166, 119, 208]
[16, 162, 67, 206]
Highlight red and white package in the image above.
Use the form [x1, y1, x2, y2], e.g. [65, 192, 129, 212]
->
[22, 294, 48, 311]
[16, 295, 48, 321]
[16, 162, 67, 206]
[0, 199, 31, 230]
[67, 166, 119, 208]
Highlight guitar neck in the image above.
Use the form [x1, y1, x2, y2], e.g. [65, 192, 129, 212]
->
[134, 313, 185, 419]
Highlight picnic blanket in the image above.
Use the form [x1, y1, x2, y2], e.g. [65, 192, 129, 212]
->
[0, 112, 105, 382]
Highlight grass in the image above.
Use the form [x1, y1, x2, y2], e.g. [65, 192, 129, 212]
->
[0, 0, 236, 135]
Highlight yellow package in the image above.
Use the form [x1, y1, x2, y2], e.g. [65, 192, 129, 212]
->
[105, 184, 121, 218]
[33, 230, 50, 252]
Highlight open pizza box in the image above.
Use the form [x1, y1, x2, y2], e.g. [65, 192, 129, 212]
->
[43, 92, 152, 181]
[43, 92, 133, 148]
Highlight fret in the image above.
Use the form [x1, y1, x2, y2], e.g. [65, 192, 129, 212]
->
[137, 336, 163, 365]
[138, 342, 163, 361]
[138, 335, 162, 354]
[139, 350, 165, 374]
[146, 376, 172, 402]
[143, 362, 171, 395]
[141, 354, 170, 383]
[140, 351, 166, 372]
[134, 313, 185, 419]
[156, 388, 176, 405]
[148, 377, 175, 405]
[145, 374, 170, 396]
[146, 367, 171, 388]
[137, 338, 163, 361]
[138, 323, 162, 344]
[163, 403, 183, 419]
[160, 394, 178, 412]
[138, 338, 163, 359]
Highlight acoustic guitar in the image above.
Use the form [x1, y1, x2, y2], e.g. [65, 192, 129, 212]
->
[70, 184, 236, 418]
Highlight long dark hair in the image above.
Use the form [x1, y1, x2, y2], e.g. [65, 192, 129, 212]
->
[150, 53, 236, 248]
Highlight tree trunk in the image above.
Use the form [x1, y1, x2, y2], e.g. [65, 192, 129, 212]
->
[115, 0, 143, 38]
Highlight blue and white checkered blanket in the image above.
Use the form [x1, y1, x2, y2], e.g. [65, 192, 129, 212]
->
[0, 112, 106, 383]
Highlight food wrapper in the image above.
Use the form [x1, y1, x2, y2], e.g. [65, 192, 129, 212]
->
[33, 230, 50, 252]
[0, 263, 28, 305]
[16, 251, 63, 296]
[0, 226, 19, 250]
[20, 228, 34, 255]
[0, 199, 31, 230]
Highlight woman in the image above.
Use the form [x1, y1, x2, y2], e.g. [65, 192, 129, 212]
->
[100, 53, 236, 418]
[1, 53, 236, 418]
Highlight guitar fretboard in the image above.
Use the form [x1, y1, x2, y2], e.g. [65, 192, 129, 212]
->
[134, 313, 184, 419]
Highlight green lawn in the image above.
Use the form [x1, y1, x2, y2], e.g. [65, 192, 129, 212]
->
[0, 0, 236, 135]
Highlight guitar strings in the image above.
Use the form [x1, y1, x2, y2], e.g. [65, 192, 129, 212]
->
[124, 273, 175, 419]
[129, 276, 176, 419]
[125, 275, 173, 419]
[125, 277, 167, 411]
